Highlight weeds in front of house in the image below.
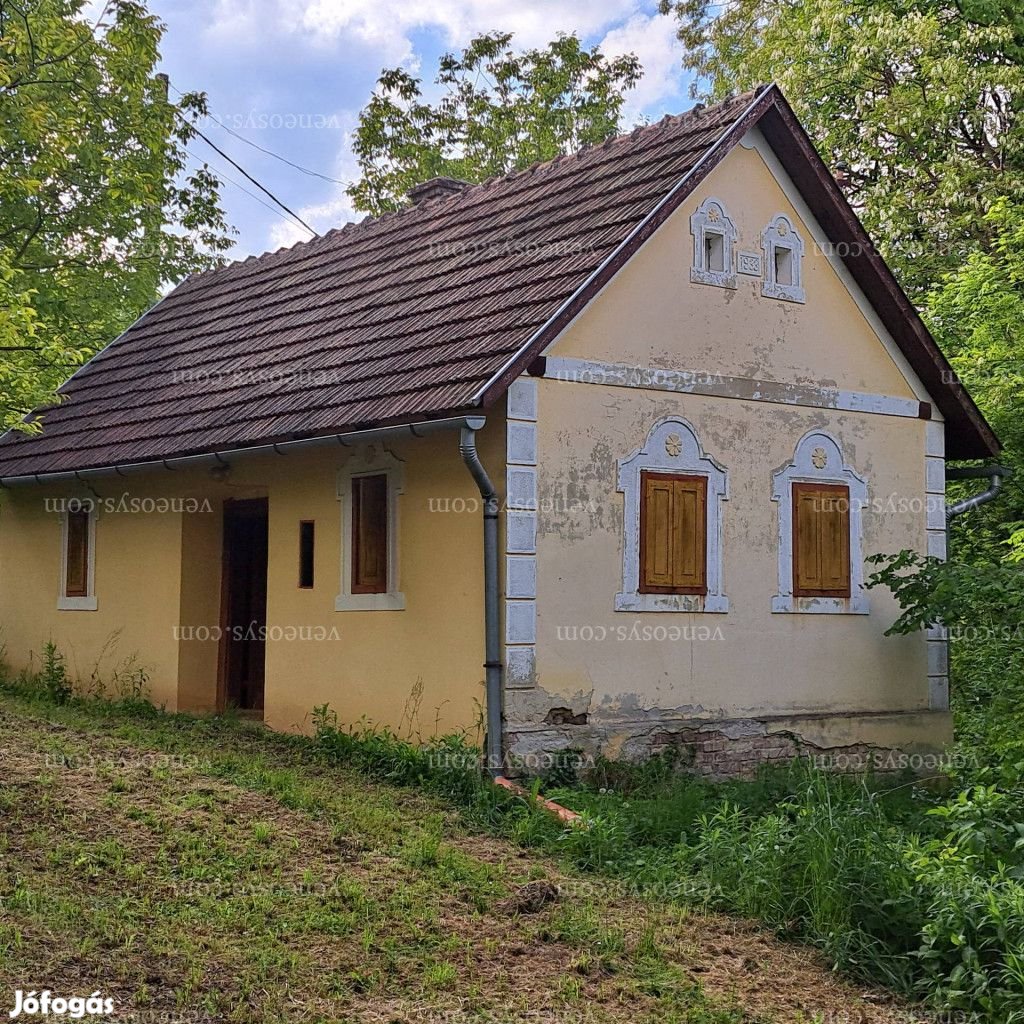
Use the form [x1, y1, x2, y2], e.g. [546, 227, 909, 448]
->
[0, 673, 758, 1024]
[308, 708, 1024, 1020]
[7, 645, 1024, 1020]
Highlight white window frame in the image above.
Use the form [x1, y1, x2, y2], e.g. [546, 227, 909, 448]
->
[761, 213, 805, 303]
[771, 430, 868, 615]
[616, 416, 729, 613]
[335, 449, 405, 611]
[689, 197, 737, 289]
[58, 501, 98, 611]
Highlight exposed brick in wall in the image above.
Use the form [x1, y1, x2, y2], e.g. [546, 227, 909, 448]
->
[505, 715, 938, 780]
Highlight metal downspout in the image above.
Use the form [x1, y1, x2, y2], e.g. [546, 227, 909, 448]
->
[945, 465, 1012, 522]
[459, 424, 503, 776]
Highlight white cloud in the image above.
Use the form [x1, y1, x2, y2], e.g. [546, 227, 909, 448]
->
[599, 13, 688, 126]
[210, 0, 644, 62]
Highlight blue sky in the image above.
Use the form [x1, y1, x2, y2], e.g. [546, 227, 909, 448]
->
[120, 0, 698, 259]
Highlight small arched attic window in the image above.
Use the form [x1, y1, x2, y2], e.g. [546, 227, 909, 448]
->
[761, 213, 805, 303]
[689, 197, 737, 288]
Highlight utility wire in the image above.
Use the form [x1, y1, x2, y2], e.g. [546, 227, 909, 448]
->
[176, 111, 319, 237]
[185, 145, 314, 239]
[168, 82, 349, 186]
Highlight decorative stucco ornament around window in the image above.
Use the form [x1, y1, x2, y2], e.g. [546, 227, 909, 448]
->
[616, 416, 729, 613]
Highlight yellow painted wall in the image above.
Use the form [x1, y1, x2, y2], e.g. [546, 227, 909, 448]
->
[0, 480, 185, 699]
[511, 132, 943, 750]
[0, 421, 504, 742]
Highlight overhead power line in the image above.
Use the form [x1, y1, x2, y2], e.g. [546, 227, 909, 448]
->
[179, 114, 319, 237]
[185, 146, 315, 239]
[166, 81, 348, 186]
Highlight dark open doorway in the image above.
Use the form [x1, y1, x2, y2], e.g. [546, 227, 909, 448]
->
[219, 498, 268, 715]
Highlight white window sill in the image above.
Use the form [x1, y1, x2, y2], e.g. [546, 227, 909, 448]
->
[335, 592, 405, 612]
[771, 594, 869, 614]
[761, 282, 805, 303]
[615, 592, 729, 614]
[58, 596, 98, 611]
[689, 268, 737, 289]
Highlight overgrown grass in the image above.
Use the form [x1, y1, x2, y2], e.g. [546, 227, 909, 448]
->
[8, 663, 1024, 1019]
[311, 707, 1024, 1020]
[0, 680, 772, 1024]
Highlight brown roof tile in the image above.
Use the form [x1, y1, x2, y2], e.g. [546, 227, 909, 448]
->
[0, 85, 997, 476]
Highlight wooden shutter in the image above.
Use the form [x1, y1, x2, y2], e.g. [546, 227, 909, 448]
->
[352, 475, 388, 594]
[65, 510, 90, 598]
[639, 472, 707, 595]
[792, 483, 851, 597]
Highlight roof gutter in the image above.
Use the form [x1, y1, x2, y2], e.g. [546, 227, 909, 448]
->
[945, 465, 1012, 522]
[0, 415, 485, 487]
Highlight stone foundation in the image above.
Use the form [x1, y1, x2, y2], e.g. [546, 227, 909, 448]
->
[504, 709, 953, 780]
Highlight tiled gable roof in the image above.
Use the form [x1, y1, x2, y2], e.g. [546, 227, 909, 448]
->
[0, 85, 997, 477]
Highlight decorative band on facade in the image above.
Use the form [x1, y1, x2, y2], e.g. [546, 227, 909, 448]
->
[924, 421, 948, 711]
[506, 377, 538, 689]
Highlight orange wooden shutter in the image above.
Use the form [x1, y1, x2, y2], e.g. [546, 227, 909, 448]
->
[65, 510, 89, 597]
[792, 483, 851, 597]
[352, 475, 388, 594]
[640, 472, 707, 595]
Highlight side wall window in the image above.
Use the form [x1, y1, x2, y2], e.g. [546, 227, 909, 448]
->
[336, 451, 405, 611]
[689, 197, 737, 288]
[298, 520, 315, 589]
[351, 474, 388, 594]
[640, 472, 707, 595]
[59, 503, 97, 610]
[616, 417, 728, 613]
[772, 432, 866, 614]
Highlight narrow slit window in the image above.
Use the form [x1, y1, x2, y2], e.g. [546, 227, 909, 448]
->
[298, 520, 315, 589]
[792, 483, 851, 598]
[639, 471, 708, 596]
[65, 510, 90, 597]
[351, 474, 388, 594]
[774, 246, 793, 285]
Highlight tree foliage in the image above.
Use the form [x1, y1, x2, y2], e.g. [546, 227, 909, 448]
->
[658, 0, 1024, 294]
[925, 198, 1024, 558]
[348, 31, 641, 215]
[0, 0, 231, 429]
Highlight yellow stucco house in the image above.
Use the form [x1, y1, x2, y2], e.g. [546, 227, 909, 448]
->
[0, 86, 1001, 776]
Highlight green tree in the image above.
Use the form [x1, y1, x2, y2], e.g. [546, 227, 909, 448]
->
[657, 0, 1024, 294]
[348, 31, 642, 215]
[0, 0, 232, 429]
[925, 198, 1024, 557]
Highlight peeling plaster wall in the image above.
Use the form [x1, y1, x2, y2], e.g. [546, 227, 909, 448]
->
[507, 136, 948, 769]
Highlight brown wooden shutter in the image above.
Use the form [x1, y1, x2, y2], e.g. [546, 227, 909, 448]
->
[65, 510, 89, 597]
[352, 475, 388, 594]
[640, 472, 707, 595]
[792, 483, 851, 598]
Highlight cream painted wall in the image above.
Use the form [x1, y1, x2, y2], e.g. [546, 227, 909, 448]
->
[0, 421, 504, 741]
[515, 137, 939, 742]
[528, 386, 929, 717]
[553, 137, 920, 401]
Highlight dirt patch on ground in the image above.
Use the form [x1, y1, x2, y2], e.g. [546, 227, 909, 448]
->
[0, 701, 926, 1023]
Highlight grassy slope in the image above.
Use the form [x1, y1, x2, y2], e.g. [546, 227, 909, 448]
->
[0, 692, 918, 1023]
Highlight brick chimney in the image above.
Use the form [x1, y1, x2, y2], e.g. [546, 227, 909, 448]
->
[408, 176, 471, 205]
